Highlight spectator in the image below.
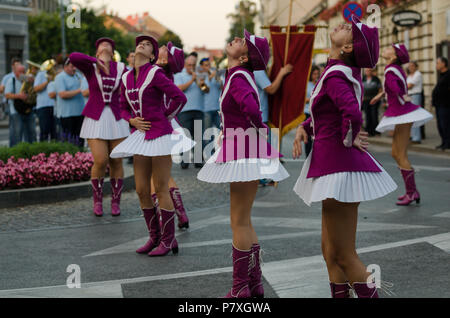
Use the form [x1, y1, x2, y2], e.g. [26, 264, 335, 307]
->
[432, 57, 450, 150]
[407, 61, 424, 144]
[174, 52, 205, 169]
[81, 75, 89, 105]
[254, 64, 293, 125]
[126, 51, 135, 71]
[362, 68, 382, 137]
[5, 63, 37, 146]
[34, 67, 57, 142]
[199, 58, 221, 134]
[253, 63, 292, 186]
[47, 64, 63, 140]
[0, 58, 21, 118]
[304, 65, 320, 157]
[54, 57, 85, 147]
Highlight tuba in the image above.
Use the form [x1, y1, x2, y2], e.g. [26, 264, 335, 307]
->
[20, 60, 40, 106]
[41, 59, 57, 82]
[113, 50, 121, 62]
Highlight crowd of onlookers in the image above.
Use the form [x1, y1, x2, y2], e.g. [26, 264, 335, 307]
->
[0, 53, 449, 154]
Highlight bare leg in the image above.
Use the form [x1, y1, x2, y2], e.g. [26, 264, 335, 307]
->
[322, 199, 370, 285]
[88, 139, 109, 179]
[133, 155, 154, 209]
[322, 210, 348, 283]
[152, 155, 175, 211]
[230, 181, 259, 250]
[108, 138, 125, 179]
[392, 123, 413, 170]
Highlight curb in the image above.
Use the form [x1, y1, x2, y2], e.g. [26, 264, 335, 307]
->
[369, 138, 450, 157]
[0, 170, 135, 209]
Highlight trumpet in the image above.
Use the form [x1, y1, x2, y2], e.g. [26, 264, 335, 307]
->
[196, 66, 210, 93]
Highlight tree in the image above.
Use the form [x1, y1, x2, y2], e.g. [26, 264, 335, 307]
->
[157, 30, 184, 50]
[226, 0, 258, 44]
[28, 7, 135, 63]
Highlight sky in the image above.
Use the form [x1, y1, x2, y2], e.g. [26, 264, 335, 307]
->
[79, 0, 243, 50]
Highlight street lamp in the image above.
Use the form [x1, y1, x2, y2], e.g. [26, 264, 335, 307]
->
[60, 0, 68, 58]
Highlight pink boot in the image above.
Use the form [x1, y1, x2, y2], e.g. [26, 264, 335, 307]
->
[110, 178, 123, 217]
[225, 245, 252, 298]
[330, 282, 351, 298]
[151, 193, 162, 227]
[248, 244, 264, 298]
[352, 282, 379, 298]
[91, 179, 104, 217]
[136, 208, 161, 254]
[396, 168, 421, 206]
[148, 209, 179, 257]
[169, 187, 189, 229]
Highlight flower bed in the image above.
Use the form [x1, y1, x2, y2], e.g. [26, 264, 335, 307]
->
[0, 152, 93, 190]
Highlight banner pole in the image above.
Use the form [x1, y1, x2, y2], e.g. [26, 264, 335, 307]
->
[278, 0, 294, 153]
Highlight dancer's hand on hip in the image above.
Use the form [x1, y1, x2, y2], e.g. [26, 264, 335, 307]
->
[293, 125, 308, 159]
[130, 117, 151, 132]
[353, 131, 369, 152]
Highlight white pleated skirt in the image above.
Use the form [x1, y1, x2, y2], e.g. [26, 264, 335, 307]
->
[110, 130, 196, 158]
[197, 146, 290, 183]
[376, 107, 433, 133]
[293, 151, 397, 206]
[80, 106, 130, 140]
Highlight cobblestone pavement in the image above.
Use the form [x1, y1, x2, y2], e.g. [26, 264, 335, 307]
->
[0, 163, 252, 233]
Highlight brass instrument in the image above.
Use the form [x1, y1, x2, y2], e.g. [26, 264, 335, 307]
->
[196, 66, 210, 93]
[19, 60, 40, 106]
[113, 50, 121, 62]
[41, 59, 57, 82]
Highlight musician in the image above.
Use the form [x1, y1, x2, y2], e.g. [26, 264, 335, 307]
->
[34, 61, 57, 142]
[54, 57, 85, 148]
[174, 52, 205, 169]
[199, 58, 222, 132]
[5, 62, 37, 146]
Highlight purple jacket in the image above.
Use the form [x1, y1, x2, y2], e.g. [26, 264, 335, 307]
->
[120, 62, 187, 140]
[302, 59, 381, 178]
[383, 64, 420, 117]
[69, 52, 126, 121]
[216, 66, 281, 163]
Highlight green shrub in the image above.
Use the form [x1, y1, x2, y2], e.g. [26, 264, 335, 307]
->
[0, 142, 86, 162]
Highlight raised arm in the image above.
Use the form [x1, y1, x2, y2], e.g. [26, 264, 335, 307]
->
[69, 52, 96, 76]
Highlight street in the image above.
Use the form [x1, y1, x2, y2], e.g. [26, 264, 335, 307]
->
[0, 132, 449, 298]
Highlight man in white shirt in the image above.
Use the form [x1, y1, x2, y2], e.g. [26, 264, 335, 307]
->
[407, 61, 424, 143]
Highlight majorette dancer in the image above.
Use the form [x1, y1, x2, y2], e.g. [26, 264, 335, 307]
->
[70, 38, 130, 217]
[292, 16, 397, 298]
[110, 35, 194, 257]
[197, 30, 289, 298]
[149, 42, 191, 230]
[371, 44, 433, 206]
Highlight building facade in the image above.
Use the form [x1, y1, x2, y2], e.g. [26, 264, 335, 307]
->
[260, 0, 450, 108]
[0, 0, 31, 79]
[29, 0, 58, 14]
[322, 0, 450, 108]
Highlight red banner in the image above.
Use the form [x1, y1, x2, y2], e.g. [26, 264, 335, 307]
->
[268, 25, 316, 138]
